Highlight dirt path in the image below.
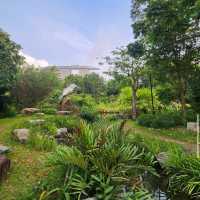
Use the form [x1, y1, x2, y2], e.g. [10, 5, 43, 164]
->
[125, 122, 197, 153]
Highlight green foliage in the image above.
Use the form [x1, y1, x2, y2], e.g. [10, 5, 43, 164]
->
[137, 88, 161, 112]
[70, 93, 96, 108]
[12, 67, 61, 108]
[156, 85, 177, 105]
[137, 112, 184, 129]
[39, 89, 62, 114]
[41, 107, 57, 115]
[29, 121, 156, 199]
[131, 0, 200, 115]
[45, 115, 80, 132]
[80, 106, 99, 123]
[0, 28, 23, 113]
[137, 114, 154, 128]
[65, 73, 105, 98]
[116, 87, 161, 113]
[129, 133, 183, 155]
[28, 133, 57, 151]
[118, 87, 132, 107]
[166, 152, 200, 198]
[1, 105, 17, 118]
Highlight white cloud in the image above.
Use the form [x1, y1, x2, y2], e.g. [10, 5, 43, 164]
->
[20, 51, 49, 67]
[53, 28, 93, 52]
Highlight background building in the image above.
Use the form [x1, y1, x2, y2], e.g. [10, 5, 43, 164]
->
[48, 65, 100, 79]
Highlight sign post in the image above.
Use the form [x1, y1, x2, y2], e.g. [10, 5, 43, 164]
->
[197, 114, 199, 158]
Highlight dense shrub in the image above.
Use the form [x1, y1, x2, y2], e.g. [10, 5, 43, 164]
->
[70, 93, 96, 108]
[186, 109, 196, 122]
[39, 89, 62, 114]
[41, 107, 57, 115]
[137, 114, 154, 127]
[80, 106, 99, 123]
[151, 113, 176, 129]
[1, 105, 17, 118]
[137, 112, 185, 129]
[12, 67, 61, 108]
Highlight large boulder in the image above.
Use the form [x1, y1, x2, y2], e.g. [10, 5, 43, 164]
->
[0, 155, 11, 181]
[55, 128, 73, 144]
[0, 145, 10, 154]
[21, 108, 40, 115]
[13, 129, 30, 143]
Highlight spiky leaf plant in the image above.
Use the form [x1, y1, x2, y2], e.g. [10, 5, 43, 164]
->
[33, 120, 156, 199]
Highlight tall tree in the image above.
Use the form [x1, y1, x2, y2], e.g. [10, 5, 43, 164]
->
[131, 0, 200, 118]
[105, 42, 145, 119]
[0, 28, 24, 112]
[12, 66, 61, 108]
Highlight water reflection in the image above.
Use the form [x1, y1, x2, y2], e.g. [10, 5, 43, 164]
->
[143, 173, 190, 200]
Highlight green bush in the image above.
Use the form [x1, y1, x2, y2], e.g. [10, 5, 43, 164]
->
[39, 122, 57, 135]
[186, 109, 196, 122]
[151, 113, 176, 128]
[137, 114, 154, 127]
[137, 112, 184, 129]
[80, 106, 99, 123]
[70, 93, 96, 108]
[41, 107, 57, 115]
[0, 105, 17, 118]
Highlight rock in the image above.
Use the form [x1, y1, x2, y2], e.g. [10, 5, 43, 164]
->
[0, 145, 10, 154]
[21, 107, 40, 115]
[29, 119, 45, 125]
[156, 152, 169, 166]
[0, 155, 11, 181]
[13, 129, 30, 143]
[187, 122, 198, 132]
[55, 128, 68, 138]
[57, 111, 72, 115]
[55, 128, 72, 144]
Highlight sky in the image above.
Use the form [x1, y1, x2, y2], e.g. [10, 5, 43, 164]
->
[0, 0, 133, 68]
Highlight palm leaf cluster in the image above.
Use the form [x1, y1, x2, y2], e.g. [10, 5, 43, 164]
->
[38, 120, 156, 200]
[166, 152, 200, 198]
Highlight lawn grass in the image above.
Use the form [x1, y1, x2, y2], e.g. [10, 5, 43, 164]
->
[126, 120, 196, 143]
[0, 115, 48, 200]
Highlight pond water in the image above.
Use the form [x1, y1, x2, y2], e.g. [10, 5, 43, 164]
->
[143, 173, 190, 200]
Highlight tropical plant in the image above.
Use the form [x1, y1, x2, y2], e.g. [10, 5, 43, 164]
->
[31, 120, 156, 199]
[166, 152, 200, 198]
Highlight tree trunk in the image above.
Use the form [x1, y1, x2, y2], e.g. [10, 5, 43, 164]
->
[149, 73, 155, 114]
[131, 83, 137, 120]
[180, 77, 187, 122]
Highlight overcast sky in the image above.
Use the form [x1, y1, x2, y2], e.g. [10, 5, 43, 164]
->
[0, 0, 133, 68]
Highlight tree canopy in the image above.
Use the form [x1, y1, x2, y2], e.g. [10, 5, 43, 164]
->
[0, 28, 24, 112]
